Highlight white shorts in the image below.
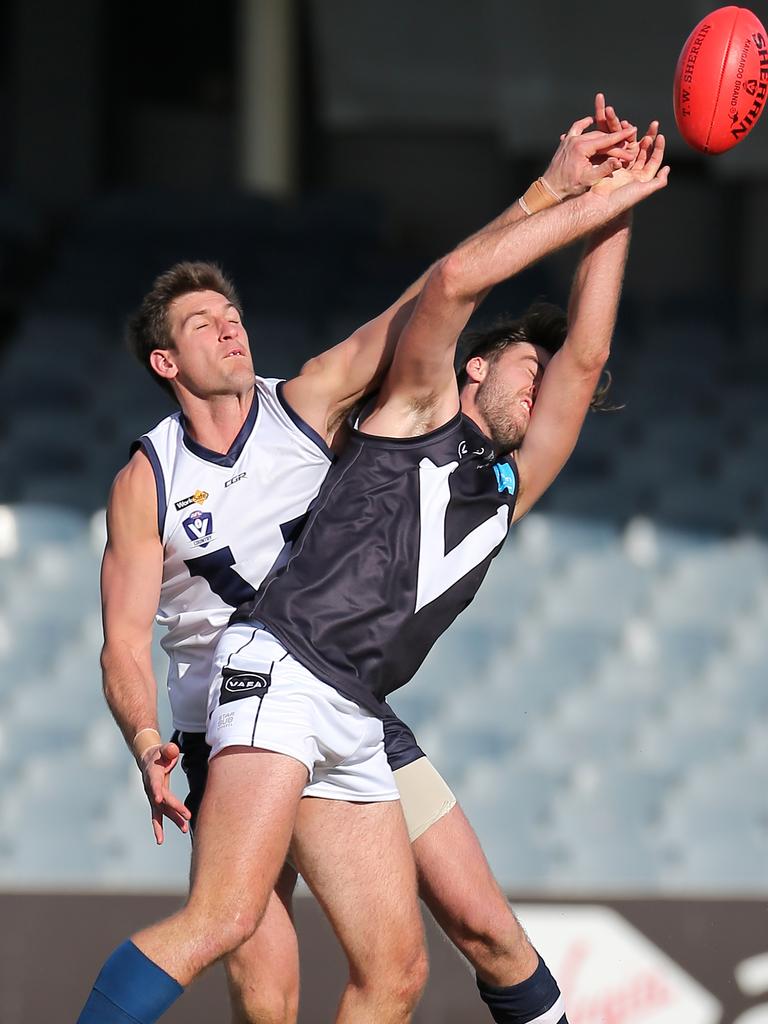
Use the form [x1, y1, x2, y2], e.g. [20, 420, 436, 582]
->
[207, 625, 399, 803]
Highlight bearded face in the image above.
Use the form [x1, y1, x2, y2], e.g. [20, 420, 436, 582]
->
[474, 343, 549, 453]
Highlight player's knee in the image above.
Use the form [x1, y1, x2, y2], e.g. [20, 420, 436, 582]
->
[402, 945, 429, 1008]
[226, 947, 297, 1024]
[228, 979, 297, 1024]
[381, 942, 429, 1013]
[352, 937, 428, 1013]
[188, 907, 263, 964]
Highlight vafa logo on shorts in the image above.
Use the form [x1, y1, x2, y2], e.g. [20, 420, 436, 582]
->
[219, 666, 272, 706]
[183, 510, 215, 548]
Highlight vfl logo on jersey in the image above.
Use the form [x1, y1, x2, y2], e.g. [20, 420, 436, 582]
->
[219, 666, 272, 706]
[183, 510, 215, 548]
[493, 462, 516, 495]
[175, 489, 209, 511]
[415, 458, 510, 613]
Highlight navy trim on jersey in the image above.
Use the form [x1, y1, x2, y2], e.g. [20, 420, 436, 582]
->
[135, 437, 167, 537]
[382, 705, 426, 771]
[180, 387, 259, 468]
[276, 381, 335, 461]
[349, 407, 466, 449]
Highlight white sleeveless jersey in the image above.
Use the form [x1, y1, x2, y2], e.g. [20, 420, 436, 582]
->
[135, 376, 333, 731]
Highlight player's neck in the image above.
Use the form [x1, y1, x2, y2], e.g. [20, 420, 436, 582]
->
[459, 394, 492, 443]
[180, 386, 255, 455]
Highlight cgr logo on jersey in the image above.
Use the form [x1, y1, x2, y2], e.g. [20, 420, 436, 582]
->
[183, 510, 215, 548]
[174, 489, 209, 511]
[219, 666, 272, 705]
[225, 472, 247, 488]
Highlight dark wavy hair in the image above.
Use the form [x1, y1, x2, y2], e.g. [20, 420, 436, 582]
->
[126, 261, 242, 400]
[456, 301, 616, 411]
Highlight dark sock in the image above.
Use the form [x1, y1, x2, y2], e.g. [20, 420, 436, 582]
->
[477, 955, 568, 1023]
[76, 940, 184, 1023]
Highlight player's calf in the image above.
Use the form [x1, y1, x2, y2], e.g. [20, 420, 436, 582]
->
[224, 872, 300, 1024]
[411, 803, 568, 1022]
[477, 955, 568, 1024]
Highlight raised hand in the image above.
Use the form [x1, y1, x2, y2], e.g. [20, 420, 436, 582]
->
[138, 739, 191, 844]
[591, 131, 670, 204]
[542, 117, 638, 199]
[595, 92, 660, 169]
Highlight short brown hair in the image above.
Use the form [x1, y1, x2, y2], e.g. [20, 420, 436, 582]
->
[126, 261, 242, 399]
[457, 301, 615, 411]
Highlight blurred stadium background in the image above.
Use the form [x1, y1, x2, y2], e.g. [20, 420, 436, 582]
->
[0, 1, 767, 1022]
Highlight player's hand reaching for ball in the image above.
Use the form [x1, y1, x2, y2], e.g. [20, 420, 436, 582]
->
[590, 129, 669, 199]
[594, 92, 660, 169]
[138, 739, 191, 844]
[541, 115, 637, 199]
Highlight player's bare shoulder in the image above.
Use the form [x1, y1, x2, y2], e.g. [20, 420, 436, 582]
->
[106, 448, 159, 541]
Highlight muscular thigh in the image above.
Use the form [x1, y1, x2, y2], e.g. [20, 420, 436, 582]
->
[290, 798, 423, 966]
[188, 748, 308, 910]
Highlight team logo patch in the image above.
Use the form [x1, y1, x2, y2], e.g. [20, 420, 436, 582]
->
[219, 666, 272, 706]
[183, 510, 215, 548]
[174, 489, 209, 511]
[493, 462, 516, 495]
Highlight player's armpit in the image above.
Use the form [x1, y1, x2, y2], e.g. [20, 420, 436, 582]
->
[356, 260, 471, 437]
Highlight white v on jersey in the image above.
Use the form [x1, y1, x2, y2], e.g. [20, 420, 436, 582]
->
[134, 376, 333, 731]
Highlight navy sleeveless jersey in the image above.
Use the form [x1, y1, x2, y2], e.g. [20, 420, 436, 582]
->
[234, 410, 519, 717]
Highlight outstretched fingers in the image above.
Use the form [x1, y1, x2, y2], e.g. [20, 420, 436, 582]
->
[640, 133, 666, 179]
[596, 93, 629, 133]
[587, 157, 624, 183]
[595, 92, 607, 126]
[583, 124, 636, 156]
[567, 115, 595, 137]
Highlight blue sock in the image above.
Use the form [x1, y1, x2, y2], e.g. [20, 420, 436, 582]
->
[77, 940, 184, 1023]
[477, 955, 568, 1023]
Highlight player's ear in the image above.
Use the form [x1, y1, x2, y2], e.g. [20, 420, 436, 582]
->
[150, 348, 179, 382]
[463, 356, 488, 385]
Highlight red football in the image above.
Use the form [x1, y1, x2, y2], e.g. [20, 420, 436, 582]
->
[674, 5, 768, 153]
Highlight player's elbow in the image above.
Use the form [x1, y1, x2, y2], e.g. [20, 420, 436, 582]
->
[430, 253, 469, 304]
[100, 636, 141, 698]
[563, 337, 611, 376]
[298, 351, 328, 381]
[100, 641, 120, 693]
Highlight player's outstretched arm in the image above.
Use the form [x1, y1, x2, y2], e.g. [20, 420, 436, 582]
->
[282, 110, 634, 441]
[511, 132, 668, 521]
[361, 127, 667, 438]
[101, 451, 191, 843]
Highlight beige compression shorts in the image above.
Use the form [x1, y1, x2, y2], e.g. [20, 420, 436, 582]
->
[394, 756, 457, 842]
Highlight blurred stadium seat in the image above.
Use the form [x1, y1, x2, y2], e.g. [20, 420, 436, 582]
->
[1, 188, 767, 900]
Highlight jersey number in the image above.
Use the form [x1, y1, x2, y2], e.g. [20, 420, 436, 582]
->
[415, 458, 509, 613]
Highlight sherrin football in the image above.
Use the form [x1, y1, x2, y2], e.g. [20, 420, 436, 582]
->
[674, 5, 768, 153]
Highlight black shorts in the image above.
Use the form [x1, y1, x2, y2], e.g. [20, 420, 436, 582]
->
[172, 704, 424, 829]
